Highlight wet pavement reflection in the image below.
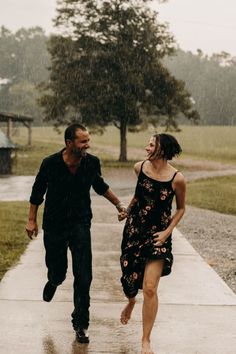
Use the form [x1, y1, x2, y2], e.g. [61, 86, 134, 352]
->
[42, 332, 139, 354]
[1, 192, 236, 354]
[43, 336, 90, 354]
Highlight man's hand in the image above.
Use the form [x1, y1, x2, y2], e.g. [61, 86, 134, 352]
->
[118, 208, 128, 221]
[25, 220, 38, 239]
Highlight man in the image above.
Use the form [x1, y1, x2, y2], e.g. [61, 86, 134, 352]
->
[25, 123, 125, 343]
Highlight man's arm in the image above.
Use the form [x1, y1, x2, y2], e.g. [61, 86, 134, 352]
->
[103, 188, 126, 212]
[92, 159, 126, 212]
[25, 159, 48, 239]
[26, 204, 39, 239]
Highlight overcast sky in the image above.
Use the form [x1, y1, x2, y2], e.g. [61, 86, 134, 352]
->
[0, 0, 235, 55]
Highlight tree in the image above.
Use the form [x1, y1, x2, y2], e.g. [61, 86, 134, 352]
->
[0, 26, 50, 124]
[39, 0, 199, 161]
[164, 49, 236, 126]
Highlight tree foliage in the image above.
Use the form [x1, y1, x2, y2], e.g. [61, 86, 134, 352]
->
[0, 26, 49, 123]
[39, 0, 198, 160]
[165, 49, 236, 125]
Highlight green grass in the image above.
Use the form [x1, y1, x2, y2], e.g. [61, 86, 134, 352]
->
[187, 175, 236, 215]
[169, 125, 236, 164]
[0, 201, 42, 280]
[12, 142, 62, 175]
[4, 124, 236, 174]
[93, 125, 236, 164]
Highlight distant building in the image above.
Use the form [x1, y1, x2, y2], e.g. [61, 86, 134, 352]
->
[0, 111, 33, 146]
[0, 130, 16, 175]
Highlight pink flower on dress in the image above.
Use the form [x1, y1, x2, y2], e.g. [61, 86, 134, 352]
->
[160, 189, 169, 200]
[141, 179, 154, 192]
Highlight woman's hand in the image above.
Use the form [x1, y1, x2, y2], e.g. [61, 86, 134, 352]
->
[153, 230, 170, 247]
[118, 209, 128, 221]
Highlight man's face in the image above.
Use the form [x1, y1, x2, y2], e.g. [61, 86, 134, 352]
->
[67, 129, 90, 158]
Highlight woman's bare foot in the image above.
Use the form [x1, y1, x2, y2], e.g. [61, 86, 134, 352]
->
[120, 298, 136, 325]
[141, 340, 154, 354]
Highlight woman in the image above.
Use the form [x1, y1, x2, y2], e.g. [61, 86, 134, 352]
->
[119, 133, 186, 354]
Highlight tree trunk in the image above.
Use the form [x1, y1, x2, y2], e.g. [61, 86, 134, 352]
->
[28, 122, 32, 146]
[119, 120, 127, 161]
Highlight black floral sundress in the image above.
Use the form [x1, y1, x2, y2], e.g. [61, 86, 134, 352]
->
[120, 161, 179, 298]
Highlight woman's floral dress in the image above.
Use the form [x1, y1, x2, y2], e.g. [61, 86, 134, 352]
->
[120, 161, 179, 298]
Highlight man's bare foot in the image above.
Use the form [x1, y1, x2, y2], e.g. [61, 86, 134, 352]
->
[120, 299, 136, 325]
[141, 340, 154, 354]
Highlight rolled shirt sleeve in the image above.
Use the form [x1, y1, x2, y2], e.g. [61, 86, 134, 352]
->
[92, 159, 109, 195]
[29, 158, 48, 205]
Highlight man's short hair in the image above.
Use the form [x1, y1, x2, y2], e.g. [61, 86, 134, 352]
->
[64, 123, 87, 143]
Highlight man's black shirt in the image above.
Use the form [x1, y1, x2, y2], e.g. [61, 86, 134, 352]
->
[30, 149, 109, 230]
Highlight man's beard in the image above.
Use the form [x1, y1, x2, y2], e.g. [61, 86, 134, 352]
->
[72, 147, 87, 158]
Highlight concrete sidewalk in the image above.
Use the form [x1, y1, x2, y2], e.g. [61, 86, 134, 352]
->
[0, 195, 236, 354]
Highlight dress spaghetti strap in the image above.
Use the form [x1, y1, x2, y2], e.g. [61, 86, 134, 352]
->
[140, 160, 146, 171]
[170, 171, 179, 182]
[137, 160, 147, 177]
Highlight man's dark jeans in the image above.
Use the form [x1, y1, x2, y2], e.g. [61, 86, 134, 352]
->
[43, 223, 92, 330]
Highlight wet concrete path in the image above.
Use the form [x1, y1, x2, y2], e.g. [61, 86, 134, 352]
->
[0, 193, 236, 354]
[1, 163, 236, 201]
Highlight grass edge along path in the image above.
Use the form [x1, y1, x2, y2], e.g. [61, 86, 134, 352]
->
[187, 175, 236, 216]
[0, 201, 42, 281]
[10, 125, 236, 175]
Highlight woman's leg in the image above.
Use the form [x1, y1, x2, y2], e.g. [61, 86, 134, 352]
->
[120, 296, 136, 325]
[142, 259, 164, 354]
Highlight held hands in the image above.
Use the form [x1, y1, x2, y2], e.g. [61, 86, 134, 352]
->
[118, 208, 128, 221]
[25, 220, 38, 239]
[153, 230, 170, 248]
[116, 202, 128, 221]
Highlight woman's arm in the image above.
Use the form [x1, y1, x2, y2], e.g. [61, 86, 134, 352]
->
[118, 161, 143, 221]
[153, 173, 186, 244]
[166, 172, 186, 234]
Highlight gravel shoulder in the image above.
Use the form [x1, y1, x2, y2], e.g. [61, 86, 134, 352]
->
[178, 205, 236, 294]
[172, 158, 236, 295]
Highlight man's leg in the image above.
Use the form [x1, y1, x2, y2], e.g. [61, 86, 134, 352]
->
[69, 223, 92, 331]
[43, 230, 68, 292]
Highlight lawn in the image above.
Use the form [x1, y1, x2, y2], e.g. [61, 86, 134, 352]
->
[6, 124, 236, 175]
[187, 175, 236, 216]
[0, 201, 42, 280]
[12, 142, 62, 175]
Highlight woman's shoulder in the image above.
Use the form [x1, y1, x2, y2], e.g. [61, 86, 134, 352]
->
[134, 160, 145, 177]
[172, 171, 186, 187]
[168, 163, 185, 183]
